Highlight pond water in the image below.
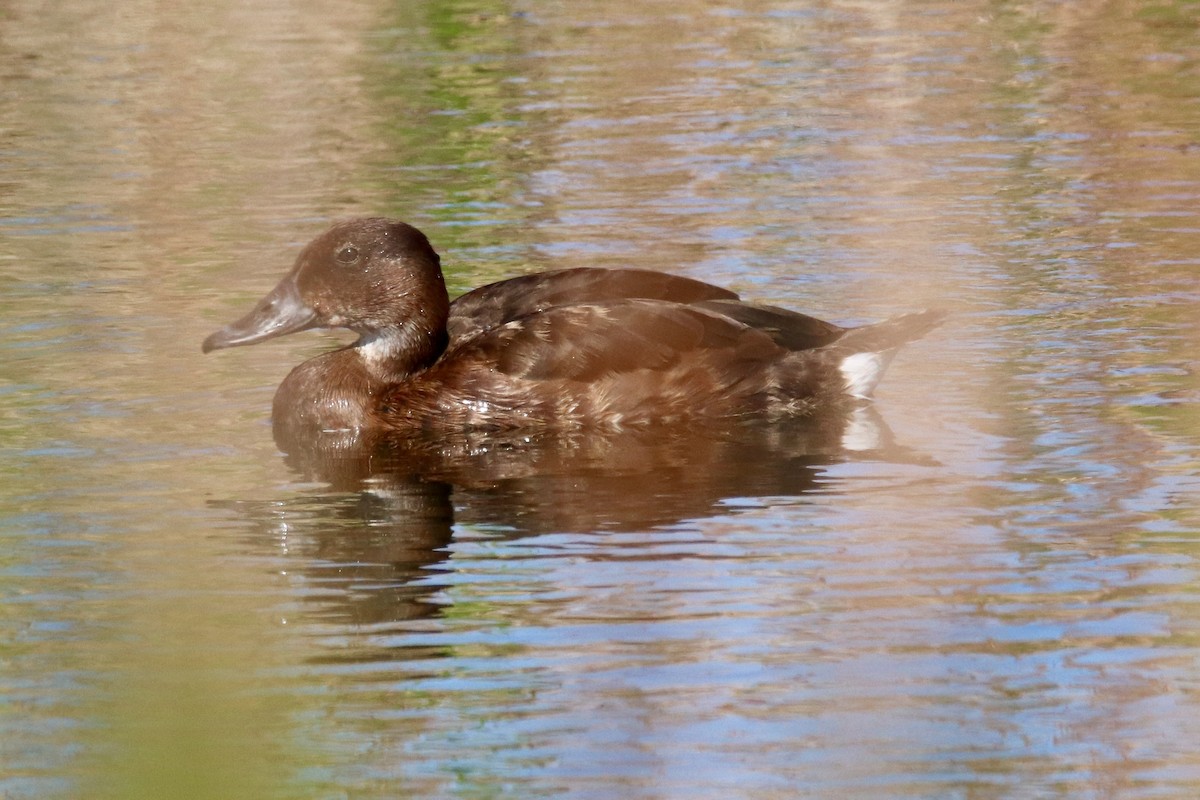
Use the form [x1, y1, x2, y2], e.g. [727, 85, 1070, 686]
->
[4, 0, 1200, 797]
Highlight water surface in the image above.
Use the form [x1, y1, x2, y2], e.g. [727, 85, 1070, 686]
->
[3, 0, 1200, 797]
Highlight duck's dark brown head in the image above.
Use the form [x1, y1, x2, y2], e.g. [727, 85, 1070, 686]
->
[202, 218, 449, 358]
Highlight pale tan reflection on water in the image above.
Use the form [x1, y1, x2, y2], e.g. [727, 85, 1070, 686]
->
[3, 0, 1200, 797]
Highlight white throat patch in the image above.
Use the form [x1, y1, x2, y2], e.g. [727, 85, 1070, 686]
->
[358, 333, 399, 369]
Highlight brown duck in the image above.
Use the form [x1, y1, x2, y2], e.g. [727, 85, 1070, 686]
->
[203, 218, 943, 442]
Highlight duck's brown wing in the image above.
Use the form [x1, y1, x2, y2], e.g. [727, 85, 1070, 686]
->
[692, 299, 847, 351]
[447, 268, 739, 343]
[445, 299, 783, 383]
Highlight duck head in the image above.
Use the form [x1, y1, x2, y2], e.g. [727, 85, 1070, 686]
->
[202, 218, 449, 361]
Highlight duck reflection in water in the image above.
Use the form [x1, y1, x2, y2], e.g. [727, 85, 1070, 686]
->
[229, 409, 925, 664]
[204, 219, 942, 660]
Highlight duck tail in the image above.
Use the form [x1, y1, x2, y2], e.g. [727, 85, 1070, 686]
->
[832, 310, 947, 399]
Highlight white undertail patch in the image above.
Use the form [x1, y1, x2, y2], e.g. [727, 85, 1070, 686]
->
[840, 351, 888, 399]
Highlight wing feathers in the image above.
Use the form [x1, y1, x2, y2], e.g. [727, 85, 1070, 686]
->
[692, 299, 846, 350]
[448, 268, 739, 343]
[458, 300, 780, 382]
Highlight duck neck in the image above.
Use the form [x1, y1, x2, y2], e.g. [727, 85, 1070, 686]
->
[355, 321, 448, 383]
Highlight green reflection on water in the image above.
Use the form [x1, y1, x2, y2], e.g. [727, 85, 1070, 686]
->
[356, 0, 539, 293]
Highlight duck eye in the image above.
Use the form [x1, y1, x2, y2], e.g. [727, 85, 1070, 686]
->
[335, 244, 360, 265]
